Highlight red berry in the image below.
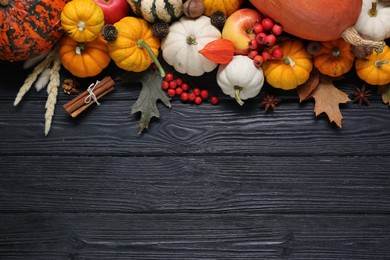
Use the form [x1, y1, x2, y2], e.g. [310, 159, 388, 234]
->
[175, 78, 183, 86]
[181, 83, 189, 92]
[194, 96, 203, 105]
[272, 47, 283, 59]
[188, 93, 196, 101]
[252, 23, 263, 34]
[167, 88, 176, 97]
[264, 34, 276, 46]
[253, 55, 264, 67]
[272, 24, 283, 36]
[180, 92, 189, 102]
[248, 38, 258, 50]
[261, 50, 272, 62]
[169, 81, 177, 89]
[193, 88, 201, 96]
[209, 96, 219, 105]
[161, 81, 169, 90]
[255, 32, 267, 45]
[165, 73, 174, 82]
[200, 89, 209, 99]
[175, 87, 183, 95]
[261, 18, 274, 32]
[248, 50, 258, 59]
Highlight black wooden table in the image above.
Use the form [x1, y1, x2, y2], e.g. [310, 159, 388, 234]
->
[0, 55, 389, 259]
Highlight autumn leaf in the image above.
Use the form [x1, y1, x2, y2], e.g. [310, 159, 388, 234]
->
[309, 75, 350, 128]
[378, 84, 390, 106]
[296, 68, 320, 102]
[131, 68, 171, 133]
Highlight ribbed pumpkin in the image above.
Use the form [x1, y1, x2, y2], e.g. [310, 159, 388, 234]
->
[0, 0, 69, 61]
[314, 38, 355, 77]
[262, 39, 313, 90]
[127, 0, 183, 23]
[355, 45, 390, 85]
[59, 35, 111, 78]
[61, 0, 105, 42]
[203, 0, 245, 17]
[107, 17, 161, 73]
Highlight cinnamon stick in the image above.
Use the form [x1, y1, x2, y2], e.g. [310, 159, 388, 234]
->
[63, 76, 115, 118]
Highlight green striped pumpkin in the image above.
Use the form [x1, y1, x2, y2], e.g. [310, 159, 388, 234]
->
[127, 0, 183, 23]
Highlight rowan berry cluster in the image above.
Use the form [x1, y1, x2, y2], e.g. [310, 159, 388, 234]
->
[162, 72, 219, 105]
[247, 17, 284, 67]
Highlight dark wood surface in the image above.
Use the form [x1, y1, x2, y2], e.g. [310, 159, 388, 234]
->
[1, 48, 390, 259]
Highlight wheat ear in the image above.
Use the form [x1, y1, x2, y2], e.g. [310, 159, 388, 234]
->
[44, 55, 61, 136]
[14, 47, 57, 106]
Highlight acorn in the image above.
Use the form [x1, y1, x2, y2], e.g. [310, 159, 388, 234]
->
[183, 0, 205, 19]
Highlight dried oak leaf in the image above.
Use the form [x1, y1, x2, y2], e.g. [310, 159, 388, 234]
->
[379, 84, 390, 106]
[130, 68, 171, 133]
[296, 67, 320, 102]
[309, 75, 350, 128]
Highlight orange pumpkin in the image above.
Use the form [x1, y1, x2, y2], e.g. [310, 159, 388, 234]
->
[59, 35, 111, 78]
[262, 39, 313, 90]
[355, 45, 390, 86]
[203, 0, 245, 17]
[314, 38, 355, 77]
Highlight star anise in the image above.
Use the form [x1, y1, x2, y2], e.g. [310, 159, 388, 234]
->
[351, 85, 371, 105]
[261, 94, 281, 111]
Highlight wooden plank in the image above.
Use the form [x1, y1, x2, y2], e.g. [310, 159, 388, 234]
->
[0, 99, 389, 156]
[0, 156, 389, 213]
[0, 213, 389, 259]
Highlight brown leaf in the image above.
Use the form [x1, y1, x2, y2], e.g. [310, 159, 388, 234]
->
[378, 84, 390, 106]
[309, 75, 350, 128]
[296, 68, 320, 102]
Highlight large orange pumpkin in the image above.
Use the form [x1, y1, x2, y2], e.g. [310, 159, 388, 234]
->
[248, 0, 362, 41]
[0, 0, 69, 61]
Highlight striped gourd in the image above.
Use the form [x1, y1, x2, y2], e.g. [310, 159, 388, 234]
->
[127, 0, 183, 23]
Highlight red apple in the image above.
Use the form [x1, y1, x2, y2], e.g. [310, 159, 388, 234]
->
[221, 8, 263, 55]
[94, 0, 130, 25]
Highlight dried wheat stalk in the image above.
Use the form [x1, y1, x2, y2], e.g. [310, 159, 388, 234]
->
[44, 55, 61, 136]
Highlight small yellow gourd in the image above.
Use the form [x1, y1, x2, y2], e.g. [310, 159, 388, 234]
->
[355, 45, 390, 85]
[61, 0, 105, 42]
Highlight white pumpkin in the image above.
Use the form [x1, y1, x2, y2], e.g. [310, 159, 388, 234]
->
[161, 15, 222, 76]
[217, 55, 265, 106]
[127, 0, 183, 23]
[355, 0, 390, 41]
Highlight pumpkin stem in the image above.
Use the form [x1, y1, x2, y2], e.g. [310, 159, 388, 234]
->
[75, 44, 85, 55]
[374, 59, 389, 68]
[186, 34, 197, 45]
[369, 0, 378, 17]
[341, 26, 385, 53]
[77, 21, 87, 32]
[137, 39, 165, 78]
[0, 0, 9, 6]
[234, 86, 244, 106]
[331, 47, 341, 57]
[282, 56, 295, 67]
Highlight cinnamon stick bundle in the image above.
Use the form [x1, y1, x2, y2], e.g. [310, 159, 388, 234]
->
[63, 76, 115, 118]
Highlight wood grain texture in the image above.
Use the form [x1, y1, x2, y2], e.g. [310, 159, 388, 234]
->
[0, 213, 389, 259]
[0, 156, 389, 213]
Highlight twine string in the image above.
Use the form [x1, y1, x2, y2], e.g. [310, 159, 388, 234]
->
[84, 80, 101, 106]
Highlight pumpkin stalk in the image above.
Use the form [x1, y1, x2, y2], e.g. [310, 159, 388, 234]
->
[75, 44, 85, 55]
[331, 48, 341, 57]
[282, 56, 296, 67]
[374, 59, 389, 68]
[77, 21, 87, 32]
[186, 34, 198, 45]
[341, 26, 385, 53]
[137, 39, 165, 77]
[368, 0, 378, 17]
[0, 0, 9, 6]
[234, 86, 244, 106]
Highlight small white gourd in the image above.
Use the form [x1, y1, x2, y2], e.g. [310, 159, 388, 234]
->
[161, 15, 221, 76]
[355, 0, 390, 41]
[216, 55, 265, 106]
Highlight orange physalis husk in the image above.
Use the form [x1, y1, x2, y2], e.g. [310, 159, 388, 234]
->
[199, 39, 235, 64]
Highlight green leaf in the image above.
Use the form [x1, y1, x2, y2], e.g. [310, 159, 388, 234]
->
[131, 68, 171, 133]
